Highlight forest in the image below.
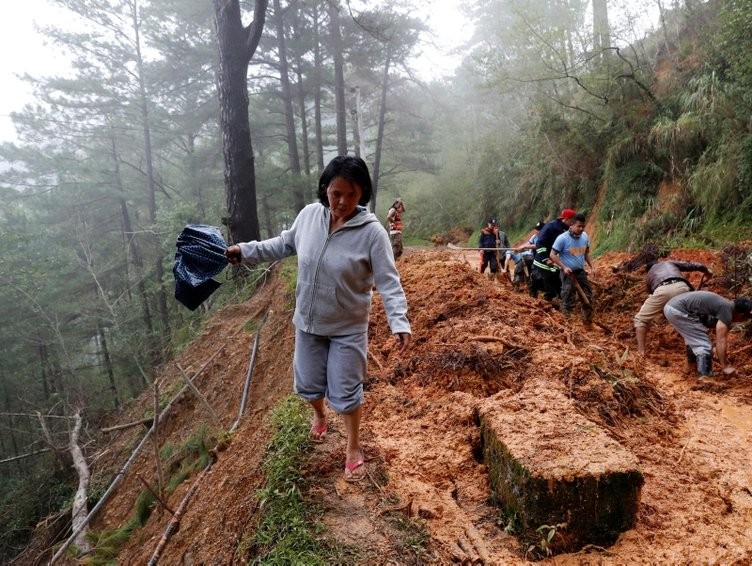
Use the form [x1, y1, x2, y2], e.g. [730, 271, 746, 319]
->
[2, 0, 752, 562]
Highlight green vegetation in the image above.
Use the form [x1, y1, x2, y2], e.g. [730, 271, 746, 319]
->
[278, 257, 299, 311]
[247, 396, 325, 564]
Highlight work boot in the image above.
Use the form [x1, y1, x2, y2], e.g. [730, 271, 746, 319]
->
[696, 354, 713, 377]
[685, 346, 697, 366]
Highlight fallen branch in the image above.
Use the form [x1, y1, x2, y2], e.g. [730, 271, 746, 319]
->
[457, 535, 480, 563]
[0, 447, 50, 465]
[176, 363, 221, 427]
[69, 411, 91, 554]
[147, 454, 216, 565]
[101, 418, 153, 434]
[465, 523, 491, 564]
[367, 348, 384, 372]
[136, 473, 175, 516]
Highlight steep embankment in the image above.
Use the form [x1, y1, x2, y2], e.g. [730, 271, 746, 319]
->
[26, 246, 752, 564]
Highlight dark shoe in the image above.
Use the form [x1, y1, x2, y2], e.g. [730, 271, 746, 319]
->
[696, 354, 713, 377]
[686, 346, 697, 365]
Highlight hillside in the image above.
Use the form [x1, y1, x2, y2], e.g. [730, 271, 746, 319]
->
[23, 245, 752, 564]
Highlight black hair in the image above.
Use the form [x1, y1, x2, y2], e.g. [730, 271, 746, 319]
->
[534, 220, 545, 231]
[574, 213, 587, 223]
[317, 155, 373, 207]
[733, 297, 752, 316]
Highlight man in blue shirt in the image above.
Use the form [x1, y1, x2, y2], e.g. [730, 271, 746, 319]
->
[532, 209, 577, 301]
[550, 213, 595, 322]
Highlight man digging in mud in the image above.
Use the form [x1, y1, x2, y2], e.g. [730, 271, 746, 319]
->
[633, 258, 712, 356]
[663, 291, 752, 378]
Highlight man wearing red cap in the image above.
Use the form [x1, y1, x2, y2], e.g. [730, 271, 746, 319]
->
[531, 209, 577, 301]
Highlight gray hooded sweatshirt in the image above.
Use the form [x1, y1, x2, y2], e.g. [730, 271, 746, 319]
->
[238, 203, 411, 337]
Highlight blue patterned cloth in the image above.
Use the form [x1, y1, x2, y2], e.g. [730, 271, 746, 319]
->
[173, 224, 229, 310]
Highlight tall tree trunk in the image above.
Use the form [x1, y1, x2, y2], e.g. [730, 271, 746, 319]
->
[213, 0, 268, 244]
[186, 133, 207, 217]
[38, 343, 50, 400]
[97, 323, 121, 410]
[130, 0, 171, 351]
[328, 2, 347, 155]
[371, 49, 391, 213]
[272, 0, 304, 211]
[110, 129, 153, 335]
[2, 380, 21, 469]
[295, 64, 311, 175]
[312, 6, 325, 174]
[592, 0, 610, 56]
[351, 85, 363, 158]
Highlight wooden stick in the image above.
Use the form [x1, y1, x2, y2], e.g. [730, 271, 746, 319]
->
[147, 456, 216, 566]
[135, 473, 175, 515]
[101, 418, 153, 434]
[0, 447, 50, 464]
[569, 273, 591, 306]
[231, 310, 269, 433]
[447, 242, 517, 251]
[176, 363, 221, 427]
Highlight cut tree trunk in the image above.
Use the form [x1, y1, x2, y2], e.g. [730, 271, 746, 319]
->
[69, 410, 91, 554]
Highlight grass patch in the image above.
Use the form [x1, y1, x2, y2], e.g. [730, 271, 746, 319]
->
[82, 489, 155, 565]
[244, 396, 328, 564]
[278, 257, 298, 310]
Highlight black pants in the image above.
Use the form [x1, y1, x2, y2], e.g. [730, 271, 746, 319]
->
[532, 265, 561, 301]
[560, 269, 593, 321]
[480, 251, 499, 274]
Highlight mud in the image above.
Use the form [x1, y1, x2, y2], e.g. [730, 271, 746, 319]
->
[34, 246, 752, 565]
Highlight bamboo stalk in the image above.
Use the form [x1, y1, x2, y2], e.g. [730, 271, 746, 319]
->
[231, 311, 269, 432]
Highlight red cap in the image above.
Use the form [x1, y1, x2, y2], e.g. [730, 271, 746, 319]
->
[560, 209, 576, 219]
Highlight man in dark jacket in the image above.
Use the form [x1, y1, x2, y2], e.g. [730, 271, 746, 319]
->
[479, 219, 502, 280]
[531, 209, 576, 301]
[664, 291, 752, 377]
[633, 259, 712, 355]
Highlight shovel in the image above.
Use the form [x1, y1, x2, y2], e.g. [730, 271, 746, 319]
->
[568, 272, 591, 306]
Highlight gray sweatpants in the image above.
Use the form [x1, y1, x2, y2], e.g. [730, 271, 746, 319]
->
[663, 304, 712, 356]
[293, 328, 366, 414]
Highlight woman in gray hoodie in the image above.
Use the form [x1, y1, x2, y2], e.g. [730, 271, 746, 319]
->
[226, 156, 411, 481]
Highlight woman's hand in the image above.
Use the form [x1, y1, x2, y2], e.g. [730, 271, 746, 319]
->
[226, 245, 242, 265]
[394, 333, 411, 353]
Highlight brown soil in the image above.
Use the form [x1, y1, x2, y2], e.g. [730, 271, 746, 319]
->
[35, 246, 752, 565]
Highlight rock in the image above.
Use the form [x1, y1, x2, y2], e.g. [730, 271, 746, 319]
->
[476, 387, 643, 555]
